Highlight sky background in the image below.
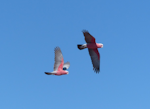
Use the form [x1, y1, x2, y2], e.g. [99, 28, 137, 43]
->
[0, 0, 150, 109]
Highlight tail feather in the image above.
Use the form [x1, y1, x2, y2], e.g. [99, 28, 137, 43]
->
[45, 72, 55, 75]
[77, 45, 85, 50]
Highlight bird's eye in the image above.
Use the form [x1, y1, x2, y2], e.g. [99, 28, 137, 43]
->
[63, 67, 67, 70]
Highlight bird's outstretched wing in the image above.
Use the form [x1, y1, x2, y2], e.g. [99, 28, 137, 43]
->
[88, 49, 100, 73]
[54, 47, 64, 71]
[63, 62, 70, 70]
[82, 30, 96, 43]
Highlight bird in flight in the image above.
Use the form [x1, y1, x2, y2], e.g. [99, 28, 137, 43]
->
[77, 30, 103, 73]
[45, 47, 70, 76]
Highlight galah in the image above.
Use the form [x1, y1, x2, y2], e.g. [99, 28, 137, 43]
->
[77, 30, 103, 73]
[45, 47, 70, 76]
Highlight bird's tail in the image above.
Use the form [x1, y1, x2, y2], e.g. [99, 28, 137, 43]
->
[45, 72, 55, 75]
[77, 44, 86, 50]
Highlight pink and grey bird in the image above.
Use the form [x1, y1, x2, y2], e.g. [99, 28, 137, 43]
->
[77, 30, 103, 73]
[45, 47, 70, 76]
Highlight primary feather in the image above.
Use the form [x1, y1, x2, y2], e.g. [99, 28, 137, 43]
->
[88, 49, 100, 73]
[83, 30, 96, 43]
[53, 47, 64, 71]
[63, 62, 70, 70]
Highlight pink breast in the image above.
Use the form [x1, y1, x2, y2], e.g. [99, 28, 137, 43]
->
[55, 70, 67, 76]
[87, 43, 101, 49]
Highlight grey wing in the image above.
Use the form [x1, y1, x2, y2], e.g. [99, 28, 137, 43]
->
[88, 49, 100, 73]
[53, 47, 64, 71]
[82, 30, 96, 43]
[63, 62, 70, 70]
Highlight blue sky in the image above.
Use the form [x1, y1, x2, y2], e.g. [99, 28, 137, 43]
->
[0, 0, 150, 109]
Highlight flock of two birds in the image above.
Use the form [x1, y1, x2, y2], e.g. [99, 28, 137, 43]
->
[45, 30, 103, 76]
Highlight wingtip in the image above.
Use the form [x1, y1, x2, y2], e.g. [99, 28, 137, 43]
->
[82, 30, 88, 33]
[93, 68, 100, 74]
[54, 46, 60, 51]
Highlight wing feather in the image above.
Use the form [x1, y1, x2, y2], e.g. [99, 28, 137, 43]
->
[82, 30, 96, 43]
[63, 62, 70, 70]
[88, 49, 100, 73]
[53, 47, 64, 71]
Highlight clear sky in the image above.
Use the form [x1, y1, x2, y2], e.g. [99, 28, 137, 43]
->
[0, 0, 150, 109]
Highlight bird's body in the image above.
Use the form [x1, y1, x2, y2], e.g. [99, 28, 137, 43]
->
[45, 70, 68, 76]
[77, 30, 103, 73]
[78, 43, 103, 49]
[45, 47, 70, 76]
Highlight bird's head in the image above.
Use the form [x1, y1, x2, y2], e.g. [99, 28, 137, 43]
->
[61, 70, 69, 75]
[98, 43, 103, 48]
[65, 71, 69, 75]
